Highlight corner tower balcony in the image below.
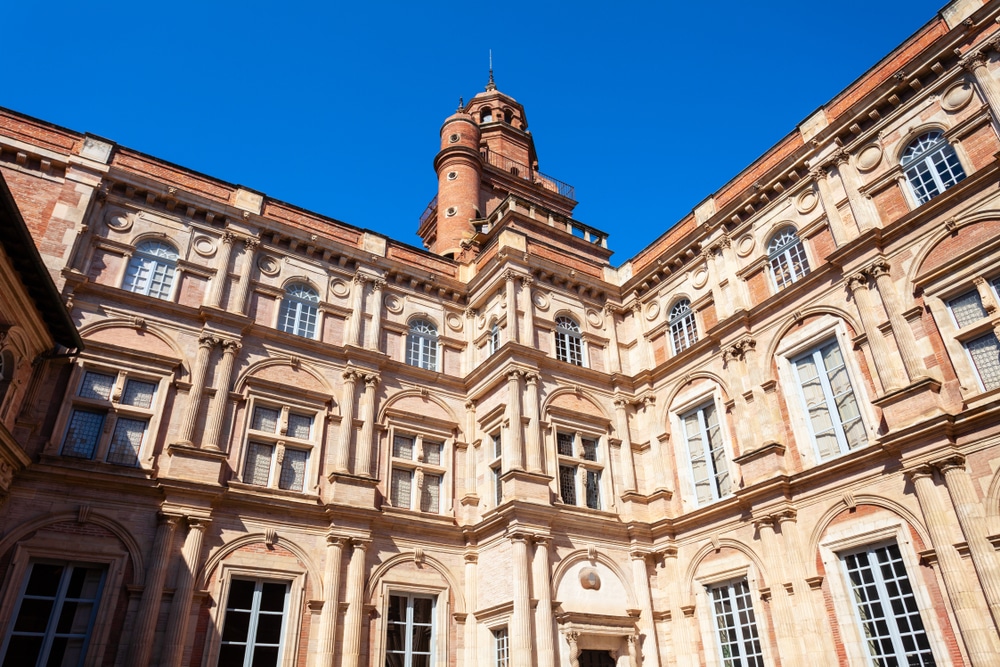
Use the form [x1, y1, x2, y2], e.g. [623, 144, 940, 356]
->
[480, 147, 575, 201]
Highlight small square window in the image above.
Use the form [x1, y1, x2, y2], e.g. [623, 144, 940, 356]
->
[79, 371, 115, 400]
[393, 435, 415, 460]
[421, 473, 441, 513]
[252, 406, 280, 433]
[286, 413, 313, 440]
[424, 441, 443, 465]
[557, 432, 574, 456]
[121, 379, 157, 409]
[106, 416, 148, 466]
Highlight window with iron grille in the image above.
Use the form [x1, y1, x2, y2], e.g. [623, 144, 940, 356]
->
[390, 432, 446, 513]
[555, 430, 603, 510]
[407, 319, 439, 371]
[791, 340, 867, 460]
[60, 368, 159, 466]
[708, 579, 765, 667]
[841, 543, 936, 666]
[681, 401, 731, 505]
[554, 316, 584, 366]
[901, 131, 966, 205]
[946, 288, 1000, 391]
[241, 402, 317, 493]
[123, 239, 178, 300]
[669, 300, 698, 354]
[278, 283, 320, 339]
[767, 227, 810, 290]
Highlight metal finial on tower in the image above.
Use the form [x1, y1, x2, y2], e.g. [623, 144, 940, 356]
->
[457, 96, 464, 112]
[486, 49, 496, 91]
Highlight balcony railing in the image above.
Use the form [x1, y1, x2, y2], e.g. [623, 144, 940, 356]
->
[418, 195, 438, 228]
[480, 148, 575, 200]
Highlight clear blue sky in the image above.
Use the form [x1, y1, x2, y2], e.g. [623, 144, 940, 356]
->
[5, 0, 946, 264]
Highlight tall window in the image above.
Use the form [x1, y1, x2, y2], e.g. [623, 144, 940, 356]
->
[947, 285, 1000, 391]
[842, 543, 936, 666]
[791, 340, 866, 459]
[0, 562, 106, 666]
[901, 130, 966, 205]
[278, 283, 320, 339]
[242, 403, 315, 492]
[767, 227, 810, 290]
[556, 430, 602, 510]
[389, 433, 445, 513]
[407, 320, 439, 371]
[123, 239, 178, 300]
[682, 402, 730, 505]
[708, 579, 764, 667]
[489, 321, 501, 356]
[61, 368, 158, 466]
[490, 433, 503, 507]
[493, 627, 509, 667]
[219, 579, 289, 667]
[669, 300, 698, 354]
[386, 594, 435, 667]
[555, 316, 583, 366]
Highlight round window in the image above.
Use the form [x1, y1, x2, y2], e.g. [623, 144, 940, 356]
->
[448, 133, 460, 143]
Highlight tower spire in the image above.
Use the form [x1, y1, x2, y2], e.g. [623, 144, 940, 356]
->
[486, 49, 496, 91]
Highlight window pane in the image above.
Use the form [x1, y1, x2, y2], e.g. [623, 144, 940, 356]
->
[559, 465, 577, 505]
[244, 443, 274, 486]
[710, 579, 764, 667]
[393, 435, 414, 459]
[252, 407, 280, 433]
[420, 474, 441, 513]
[557, 432, 574, 456]
[106, 417, 147, 466]
[582, 438, 598, 462]
[423, 441, 442, 465]
[967, 333, 1000, 390]
[80, 371, 115, 400]
[286, 413, 312, 440]
[391, 468, 413, 509]
[949, 290, 987, 328]
[121, 379, 157, 408]
[586, 470, 601, 510]
[278, 449, 308, 492]
[62, 410, 105, 459]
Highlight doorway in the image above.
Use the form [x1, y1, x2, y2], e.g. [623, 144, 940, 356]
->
[579, 649, 615, 667]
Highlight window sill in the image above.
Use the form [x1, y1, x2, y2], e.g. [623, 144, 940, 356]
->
[227, 480, 321, 503]
[39, 454, 154, 479]
[380, 504, 455, 525]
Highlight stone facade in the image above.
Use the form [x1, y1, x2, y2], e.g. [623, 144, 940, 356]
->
[3, 1, 1000, 666]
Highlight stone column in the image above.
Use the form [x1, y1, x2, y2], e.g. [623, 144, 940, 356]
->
[127, 514, 180, 667]
[341, 538, 370, 667]
[347, 273, 367, 347]
[753, 517, 805, 665]
[335, 370, 358, 473]
[464, 401, 477, 497]
[907, 465, 1000, 665]
[161, 517, 209, 667]
[846, 272, 904, 392]
[960, 50, 1000, 119]
[532, 536, 556, 667]
[642, 396, 667, 491]
[507, 370, 525, 470]
[631, 300, 653, 368]
[207, 231, 236, 308]
[935, 455, 1000, 632]
[702, 247, 725, 320]
[232, 236, 259, 315]
[565, 631, 581, 667]
[463, 308, 477, 373]
[630, 549, 662, 667]
[722, 339, 759, 453]
[868, 259, 923, 381]
[604, 304, 623, 374]
[464, 552, 478, 667]
[509, 532, 534, 667]
[202, 339, 241, 451]
[716, 235, 748, 312]
[520, 276, 535, 348]
[355, 374, 379, 477]
[524, 372, 543, 473]
[366, 278, 386, 352]
[830, 149, 879, 231]
[809, 167, 850, 245]
[504, 270, 519, 345]
[613, 397, 637, 493]
[176, 334, 217, 446]
[317, 535, 346, 667]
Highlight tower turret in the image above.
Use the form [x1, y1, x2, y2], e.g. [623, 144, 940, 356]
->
[426, 107, 483, 258]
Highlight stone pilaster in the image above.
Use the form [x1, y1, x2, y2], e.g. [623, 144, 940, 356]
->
[347, 273, 367, 347]
[753, 516, 805, 665]
[520, 275, 535, 348]
[505, 270, 519, 345]
[355, 373, 379, 476]
[613, 397, 637, 493]
[604, 304, 623, 373]
[532, 536, 556, 667]
[232, 236, 259, 315]
[464, 552, 479, 667]
[867, 259, 923, 381]
[830, 149, 879, 231]
[507, 370, 525, 470]
[206, 231, 235, 308]
[341, 538, 371, 667]
[809, 167, 850, 245]
[630, 549, 662, 667]
[175, 334, 217, 446]
[126, 514, 180, 667]
[509, 531, 534, 667]
[631, 300, 653, 368]
[960, 49, 1000, 120]
[524, 372, 543, 473]
[847, 272, 903, 392]
[367, 278, 386, 352]
[161, 517, 209, 667]
[335, 370, 358, 473]
[202, 339, 241, 451]
[722, 336, 760, 453]
[317, 535, 346, 667]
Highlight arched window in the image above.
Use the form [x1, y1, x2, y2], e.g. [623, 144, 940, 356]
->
[901, 130, 966, 205]
[407, 319, 439, 371]
[481, 108, 493, 123]
[123, 240, 178, 300]
[768, 227, 810, 290]
[278, 283, 320, 339]
[669, 300, 698, 354]
[554, 316, 583, 366]
[489, 321, 501, 356]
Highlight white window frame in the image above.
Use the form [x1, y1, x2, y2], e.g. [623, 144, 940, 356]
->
[706, 578, 765, 667]
[669, 299, 698, 355]
[374, 583, 449, 667]
[407, 319, 440, 371]
[680, 400, 732, 506]
[900, 130, 967, 206]
[694, 564, 774, 667]
[767, 226, 810, 291]
[238, 396, 322, 494]
[493, 626, 510, 667]
[277, 283, 320, 339]
[489, 321, 501, 356]
[218, 578, 291, 667]
[386, 425, 450, 514]
[384, 592, 437, 667]
[53, 363, 166, 467]
[489, 432, 503, 508]
[775, 316, 877, 470]
[122, 239, 179, 301]
[554, 315, 585, 367]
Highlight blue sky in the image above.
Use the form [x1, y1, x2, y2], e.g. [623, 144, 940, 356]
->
[6, 0, 946, 264]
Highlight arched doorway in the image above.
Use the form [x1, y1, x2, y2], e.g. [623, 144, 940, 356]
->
[579, 649, 616, 667]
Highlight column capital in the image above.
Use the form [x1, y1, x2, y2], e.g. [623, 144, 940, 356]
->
[342, 369, 360, 382]
[463, 552, 478, 564]
[243, 236, 260, 251]
[363, 373, 380, 388]
[370, 278, 386, 291]
[867, 258, 891, 280]
[629, 547, 652, 561]
[221, 339, 243, 354]
[464, 307, 477, 319]
[503, 269, 519, 283]
[350, 537, 372, 551]
[222, 230, 237, 245]
[933, 453, 967, 475]
[325, 533, 351, 547]
[523, 371, 540, 385]
[829, 147, 852, 166]
[773, 508, 797, 525]
[752, 515, 776, 532]
[507, 369, 523, 382]
[603, 302, 619, 316]
[519, 275, 534, 287]
[613, 396, 631, 410]
[198, 334, 220, 349]
[846, 272, 869, 292]
[905, 463, 936, 483]
[353, 272, 368, 285]
[158, 512, 184, 528]
[506, 530, 532, 544]
[959, 49, 989, 72]
[808, 166, 829, 181]
[186, 516, 211, 531]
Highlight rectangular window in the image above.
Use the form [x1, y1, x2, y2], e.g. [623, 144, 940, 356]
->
[682, 402, 730, 505]
[393, 435, 415, 460]
[386, 594, 434, 667]
[556, 432, 574, 456]
[79, 371, 115, 400]
[948, 290, 986, 328]
[791, 340, 865, 459]
[121, 379, 157, 409]
[244, 443, 275, 486]
[252, 406, 281, 433]
[391, 468, 413, 509]
[219, 579, 289, 667]
[946, 288, 1000, 391]
[708, 579, 764, 667]
[0, 562, 106, 667]
[559, 465, 577, 505]
[556, 430, 603, 509]
[581, 438, 598, 462]
[61, 410, 105, 459]
[242, 402, 318, 493]
[286, 413, 313, 440]
[492, 433, 503, 460]
[420, 473, 441, 513]
[278, 449, 308, 492]
[423, 441, 442, 466]
[842, 543, 936, 666]
[585, 470, 601, 510]
[106, 416, 148, 466]
[493, 466, 503, 507]
[493, 627, 509, 667]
